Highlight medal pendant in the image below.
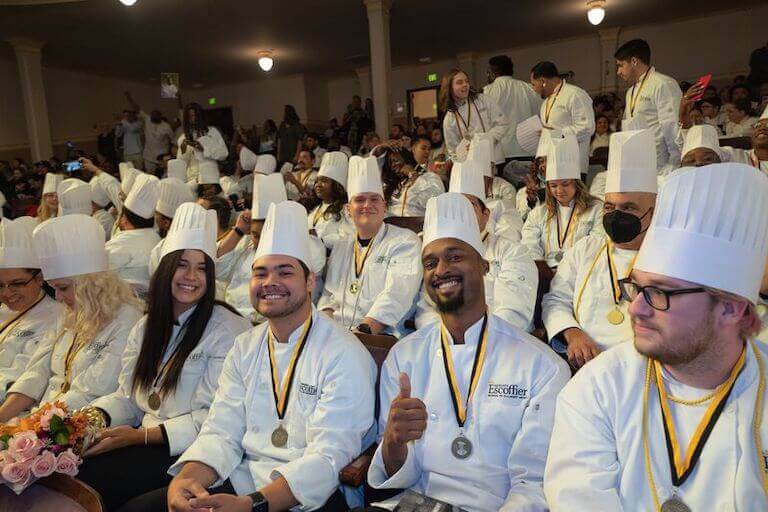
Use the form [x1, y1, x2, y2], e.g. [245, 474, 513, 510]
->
[271, 424, 289, 448]
[349, 282, 359, 295]
[660, 497, 691, 512]
[148, 391, 162, 411]
[554, 251, 563, 263]
[607, 308, 625, 325]
[451, 434, 473, 460]
[60, 381, 70, 393]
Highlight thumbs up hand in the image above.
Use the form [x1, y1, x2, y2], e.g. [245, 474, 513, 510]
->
[381, 372, 428, 476]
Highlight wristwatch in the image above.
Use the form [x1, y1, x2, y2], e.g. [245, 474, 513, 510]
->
[234, 226, 246, 237]
[357, 323, 372, 334]
[248, 491, 268, 512]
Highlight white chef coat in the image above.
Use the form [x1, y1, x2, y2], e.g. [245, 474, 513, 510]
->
[521, 200, 604, 267]
[140, 111, 174, 165]
[415, 233, 538, 332]
[542, 235, 635, 352]
[388, 170, 445, 217]
[312, 147, 326, 169]
[9, 303, 142, 411]
[544, 341, 768, 511]
[758, 297, 768, 344]
[147, 238, 165, 279]
[368, 314, 570, 512]
[722, 146, 768, 174]
[0, 295, 62, 400]
[216, 235, 326, 323]
[307, 204, 354, 251]
[488, 199, 524, 243]
[168, 307, 377, 510]
[539, 81, 595, 172]
[91, 304, 251, 456]
[622, 67, 682, 172]
[286, 169, 318, 202]
[116, 120, 144, 157]
[219, 175, 242, 197]
[105, 227, 161, 292]
[443, 94, 509, 164]
[483, 76, 543, 158]
[94, 172, 123, 213]
[516, 187, 542, 222]
[177, 127, 228, 182]
[725, 117, 759, 138]
[317, 224, 422, 337]
[92, 208, 115, 242]
[590, 133, 611, 156]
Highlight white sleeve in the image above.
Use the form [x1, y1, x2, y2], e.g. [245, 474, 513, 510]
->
[215, 237, 249, 284]
[7, 329, 57, 402]
[541, 245, 582, 342]
[561, 90, 596, 144]
[493, 244, 538, 332]
[442, 114, 460, 161]
[483, 95, 510, 144]
[0, 328, 52, 397]
[199, 127, 229, 161]
[521, 208, 546, 261]
[176, 134, 193, 164]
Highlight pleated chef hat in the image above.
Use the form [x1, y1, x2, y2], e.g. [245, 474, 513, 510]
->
[120, 166, 141, 195]
[198, 160, 220, 185]
[90, 177, 111, 208]
[43, 173, 64, 195]
[124, 173, 160, 219]
[467, 134, 493, 177]
[635, 163, 768, 303]
[605, 129, 658, 194]
[167, 159, 188, 182]
[423, 192, 484, 256]
[156, 178, 195, 218]
[92, 173, 123, 210]
[33, 214, 109, 280]
[347, 156, 383, 198]
[240, 146, 258, 172]
[252, 173, 287, 220]
[449, 159, 486, 200]
[0, 217, 40, 269]
[57, 179, 92, 216]
[254, 201, 311, 266]
[681, 125, 722, 160]
[256, 154, 277, 175]
[546, 132, 580, 181]
[318, 151, 349, 189]
[160, 202, 218, 261]
[535, 128, 559, 159]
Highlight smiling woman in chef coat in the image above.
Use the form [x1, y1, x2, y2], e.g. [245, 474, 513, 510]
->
[37, 172, 63, 223]
[0, 214, 143, 422]
[306, 151, 354, 250]
[75, 203, 251, 511]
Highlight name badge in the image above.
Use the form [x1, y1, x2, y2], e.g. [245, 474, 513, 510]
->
[299, 383, 318, 396]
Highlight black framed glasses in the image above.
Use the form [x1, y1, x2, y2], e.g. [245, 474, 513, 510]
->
[618, 278, 707, 311]
[0, 270, 40, 292]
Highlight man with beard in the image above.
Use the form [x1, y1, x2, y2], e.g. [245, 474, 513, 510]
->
[156, 201, 376, 512]
[367, 192, 569, 511]
[722, 107, 768, 173]
[545, 163, 768, 510]
[542, 129, 657, 368]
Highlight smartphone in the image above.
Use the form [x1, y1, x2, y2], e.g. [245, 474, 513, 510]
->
[64, 161, 82, 173]
[691, 74, 712, 101]
[228, 193, 244, 212]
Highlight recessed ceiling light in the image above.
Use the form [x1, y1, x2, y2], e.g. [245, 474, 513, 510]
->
[587, 0, 606, 25]
[119, 0, 138, 6]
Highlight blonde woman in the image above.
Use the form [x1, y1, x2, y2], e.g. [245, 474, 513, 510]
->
[0, 214, 143, 422]
[37, 172, 64, 223]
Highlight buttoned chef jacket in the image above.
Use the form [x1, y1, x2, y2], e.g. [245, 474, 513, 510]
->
[483, 76, 543, 158]
[176, 127, 228, 182]
[443, 94, 509, 164]
[539, 81, 595, 173]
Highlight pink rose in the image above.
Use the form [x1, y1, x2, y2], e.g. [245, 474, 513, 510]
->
[1, 459, 33, 485]
[0, 450, 14, 469]
[54, 449, 80, 477]
[39, 406, 66, 431]
[31, 450, 56, 478]
[7, 432, 43, 462]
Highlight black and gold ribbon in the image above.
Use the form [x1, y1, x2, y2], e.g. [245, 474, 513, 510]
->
[605, 239, 639, 305]
[267, 315, 314, 420]
[556, 207, 577, 251]
[544, 81, 564, 124]
[0, 293, 44, 342]
[629, 69, 651, 116]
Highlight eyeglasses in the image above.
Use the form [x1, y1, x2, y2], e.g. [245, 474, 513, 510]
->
[0, 270, 40, 292]
[618, 278, 707, 311]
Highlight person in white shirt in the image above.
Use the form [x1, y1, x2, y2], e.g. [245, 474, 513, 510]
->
[543, 129, 658, 368]
[368, 192, 570, 512]
[615, 39, 682, 173]
[283, 149, 317, 202]
[125, 92, 175, 173]
[177, 103, 228, 183]
[483, 55, 543, 162]
[428, 127, 446, 164]
[530, 61, 595, 173]
[0, 218, 63, 401]
[382, 143, 445, 217]
[307, 152, 354, 250]
[0, 214, 143, 422]
[724, 99, 759, 138]
[318, 156, 422, 337]
[115, 109, 145, 170]
[545, 162, 768, 511]
[105, 173, 162, 294]
[303, 133, 326, 170]
[440, 68, 509, 164]
[132, 201, 376, 512]
[76, 204, 251, 511]
[90, 171, 121, 242]
[720, 109, 768, 173]
[415, 160, 537, 332]
[37, 172, 63, 223]
[590, 114, 612, 156]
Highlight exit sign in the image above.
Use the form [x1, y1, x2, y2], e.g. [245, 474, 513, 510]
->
[427, 73, 438, 83]
[208, 97, 217, 105]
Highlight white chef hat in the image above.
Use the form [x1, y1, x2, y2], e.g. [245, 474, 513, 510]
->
[605, 129, 658, 194]
[252, 173, 287, 220]
[57, 179, 92, 216]
[198, 161, 220, 185]
[156, 178, 195, 218]
[449, 159, 486, 200]
[347, 156, 383, 198]
[240, 146, 258, 172]
[118, 161, 134, 176]
[546, 132, 580, 181]
[90, 177, 111, 208]
[33, 214, 109, 280]
[120, 167, 141, 195]
[535, 128, 559, 159]
[124, 173, 160, 219]
[220, 177, 242, 197]
[318, 151, 349, 189]
[423, 192, 484, 256]
[94, 173, 123, 210]
[160, 202, 218, 262]
[254, 201, 311, 267]
[43, 173, 63, 195]
[167, 159, 188, 182]
[0, 217, 40, 269]
[635, 163, 768, 303]
[467, 134, 493, 177]
[681, 125, 722, 160]
[256, 154, 277, 175]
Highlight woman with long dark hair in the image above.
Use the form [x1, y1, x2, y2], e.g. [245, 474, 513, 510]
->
[177, 102, 228, 183]
[277, 104, 307, 164]
[381, 141, 444, 217]
[259, 119, 278, 155]
[77, 203, 251, 511]
[306, 152, 353, 250]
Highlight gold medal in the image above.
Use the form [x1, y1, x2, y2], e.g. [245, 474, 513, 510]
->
[148, 391, 162, 410]
[271, 425, 289, 448]
[607, 308, 624, 325]
[660, 497, 691, 512]
[349, 282, 359, 295]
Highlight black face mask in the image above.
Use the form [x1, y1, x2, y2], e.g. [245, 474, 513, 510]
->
[602, 207, 652, 244]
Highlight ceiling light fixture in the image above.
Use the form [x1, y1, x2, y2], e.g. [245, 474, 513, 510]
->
[257, 50, 274, 72]
[587, 0, 606, 26]
[119, 0, 138, 6]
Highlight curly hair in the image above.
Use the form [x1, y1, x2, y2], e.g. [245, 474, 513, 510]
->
[544, 179, 599, 222]
[37, 197, 57, 223]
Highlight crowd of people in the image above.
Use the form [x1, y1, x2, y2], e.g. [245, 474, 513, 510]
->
[0, 37, 766, 511]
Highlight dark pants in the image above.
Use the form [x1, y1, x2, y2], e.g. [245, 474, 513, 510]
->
[76, 444, 178, 511]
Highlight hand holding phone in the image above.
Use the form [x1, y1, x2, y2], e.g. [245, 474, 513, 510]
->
[689, 74, 712, 102]
[64, 161, 82, 173]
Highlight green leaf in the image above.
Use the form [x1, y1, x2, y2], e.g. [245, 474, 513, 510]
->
[49, 414, 64, 433]
[0, 434, 10, 449]
[53, 431, 69, 446]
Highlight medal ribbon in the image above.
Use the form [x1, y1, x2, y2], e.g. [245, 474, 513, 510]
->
[151, 315, 195, 393]
[439, 315, 489, 428]
[556, 206, 577, 250]
[605, 239, 639, 305]
[452, 100, 487, 140]
[60, 333, 84, 393]
[311, 204, 326, 227]
[354, 226, 385, 279]
[629, 69, 651, 116]
[267, 315, 313, 420]
[544, 81, 564, 124]
[0, 294, 44, 344]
